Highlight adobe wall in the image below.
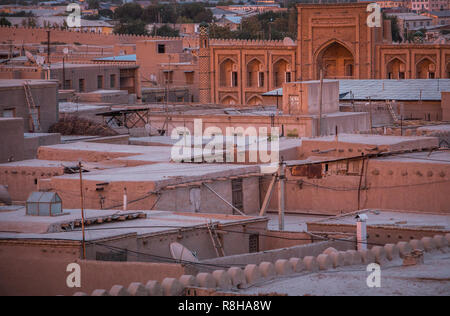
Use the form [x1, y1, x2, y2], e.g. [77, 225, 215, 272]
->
[0, 241, 186, 296]
[0, 26, 195, 46]
[307, 221, 449, 246]
[0, 118, 24, 164]
[200, 238, 354, 270]
[157, 176, 260, 215]
[145, 112, 368, 139]
[39, 176, 158, 210]
[0, 162, 65, 201]
[0, 80, 59, 132]
[442, 91, 450, 121]
[23, 133, 61, 160]
[282, 80, 339, 115]
[264, 157, 450, 214]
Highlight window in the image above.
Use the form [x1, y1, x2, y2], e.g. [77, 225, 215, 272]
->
[185, 72, 194, 84]
[164, 71, 173, 84]
[399, 72, 405, 79]
[285, 72, 292, 83]
[247, 71, 253, 87]
[64, 80, 71, 89]
[3, 108, 15, 118]
[231, 178, 244, 214]
[97, 75, 103, 89]
[110, 74, 116, 88]
[79, 78, 85, 92]
[249, 234, 259, 253]
[232, 71, 238, 87]
[258, 72, 265, 87]
[157, 44, 165, 54]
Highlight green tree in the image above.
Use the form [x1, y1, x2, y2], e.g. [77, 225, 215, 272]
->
[0, 17, 11, 27]
[114, 3, 143, 22]
[155, 24, 179, 37]
[88, 0, 100, 10]
[209, 24, 235, 39]
[383, 14, 402, 42]
[114, 20, 148, 36]
[99, 9, 114, 19]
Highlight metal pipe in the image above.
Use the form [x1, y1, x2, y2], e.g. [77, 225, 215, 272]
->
[202, 183, 245, 216]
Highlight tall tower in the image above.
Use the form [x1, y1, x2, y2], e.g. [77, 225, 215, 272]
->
[198, 22, 211, 104]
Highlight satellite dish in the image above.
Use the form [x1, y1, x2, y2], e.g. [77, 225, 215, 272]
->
[25, 50, 36, 64]
[170, 242, 199, 263]
[38, 47, 44, 54]
[63, 47, 69, 55]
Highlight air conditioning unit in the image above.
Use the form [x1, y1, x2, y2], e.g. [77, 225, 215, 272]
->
[232, 64, 238, 72]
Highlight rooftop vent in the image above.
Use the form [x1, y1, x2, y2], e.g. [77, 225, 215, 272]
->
[26, 192, 63, 216]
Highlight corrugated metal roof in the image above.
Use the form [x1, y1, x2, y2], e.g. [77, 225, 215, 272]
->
[94, 54, 136, 62]
[262, 79, 450, 101]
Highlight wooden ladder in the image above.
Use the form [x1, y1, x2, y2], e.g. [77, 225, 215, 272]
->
[206, 221, 225, 257]
[23, 80, 41, 132]
[387, 101, 399, 123]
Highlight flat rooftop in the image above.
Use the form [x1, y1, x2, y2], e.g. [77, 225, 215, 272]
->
[0, 208, 266, 241]
[375, 150, 450, 165]
[302, 133, 439, 147]
[263, 79, 450, 101]
[239, 251, 450, 296]
[53, 162, 261, 185]
[308, 209, 450, 231]
[0, 79, 58, 89]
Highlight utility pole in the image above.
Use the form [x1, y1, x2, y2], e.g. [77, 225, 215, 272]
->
[278, 160, 285, 231]
[368, 97, 373, 134]
[46, 30, 51, 80]
[123, 187, 127, 211]
[78, 161, 86, 260]
[318, 68, 324, 137]
[46, 30, 51, 66]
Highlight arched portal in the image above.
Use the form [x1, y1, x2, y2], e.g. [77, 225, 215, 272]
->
[386, 58, 406, 79]
[316, 42, 354, 79]
[416, 58, 436, 79]
[221, 95, 237, 105]
[219, 58, 238, 88]
[273, 59, 291, 88]
[247, 95, 263, 106]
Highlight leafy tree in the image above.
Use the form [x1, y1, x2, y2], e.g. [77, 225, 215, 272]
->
[114, 3, 143, 22]
[383, 14, 402, 42]
[155, 24, 179, 37]
[0, 17, 11, 27]
[209, 24, 234, 39]
[88, 0, 100, 10]
[99, 9, 114, 19]
[114, 20, 148, 36]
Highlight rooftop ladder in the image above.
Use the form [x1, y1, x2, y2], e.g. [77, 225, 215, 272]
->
[387, 101, 399, 123]
[206, 221, 225, 257]
[23, 80, 41, 132]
